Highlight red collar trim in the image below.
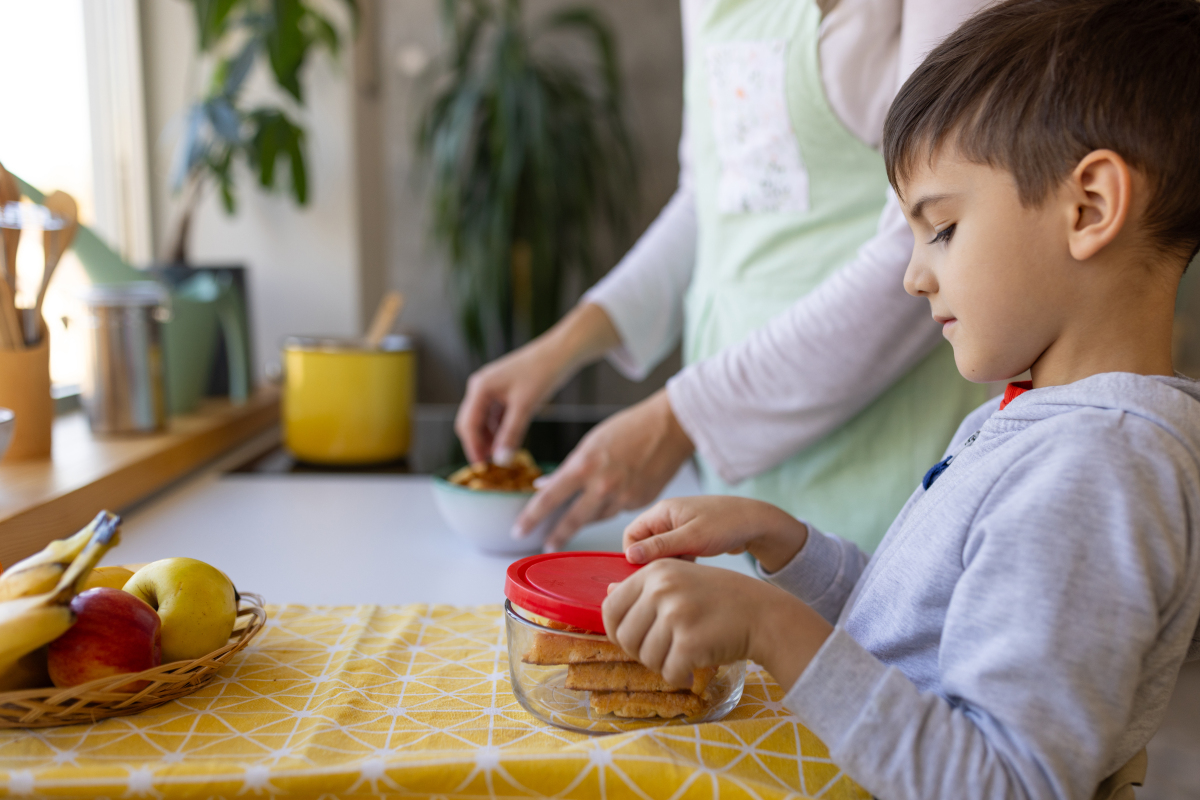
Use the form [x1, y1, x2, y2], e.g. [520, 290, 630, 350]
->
[999, 380, 1034, 410]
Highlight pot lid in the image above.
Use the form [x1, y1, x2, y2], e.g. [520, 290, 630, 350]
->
[505, 552, 640, 634]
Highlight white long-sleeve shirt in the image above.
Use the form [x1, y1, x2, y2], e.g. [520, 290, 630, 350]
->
[585, 0, 992, 483]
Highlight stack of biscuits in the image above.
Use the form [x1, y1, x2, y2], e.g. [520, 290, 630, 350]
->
[523, 631, 717, 719]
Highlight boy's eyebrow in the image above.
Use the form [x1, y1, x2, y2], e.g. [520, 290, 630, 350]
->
[909, 193, 956, 222]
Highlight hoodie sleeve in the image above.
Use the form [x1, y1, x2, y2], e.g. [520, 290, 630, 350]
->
[756, 524, 870, 624]
[783, 416, 1200, 800]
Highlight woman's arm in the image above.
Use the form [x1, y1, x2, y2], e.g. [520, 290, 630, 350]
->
[668, 191, 941, 483]
[455, 1, 700, 462]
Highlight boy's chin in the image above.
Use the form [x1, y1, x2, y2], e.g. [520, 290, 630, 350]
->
[952, 352, 1028, 385]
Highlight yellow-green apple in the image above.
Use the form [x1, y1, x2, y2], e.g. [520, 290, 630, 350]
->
[47, 588, 162, 690]
[80, 565, 135, 592]
[123, 558, 237, 662]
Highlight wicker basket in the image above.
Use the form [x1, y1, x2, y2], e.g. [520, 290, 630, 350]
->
[0, 593, 266, 728]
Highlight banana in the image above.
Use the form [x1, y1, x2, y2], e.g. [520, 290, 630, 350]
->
[0, 512, 122, 687]
[0, 600, 75, 685]
[0, 512, 119, 602]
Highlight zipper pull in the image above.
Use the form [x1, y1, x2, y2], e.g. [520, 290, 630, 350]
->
[922, 430, 979, 490]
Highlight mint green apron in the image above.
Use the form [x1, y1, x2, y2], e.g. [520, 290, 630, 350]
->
[684, 0, 988, 550]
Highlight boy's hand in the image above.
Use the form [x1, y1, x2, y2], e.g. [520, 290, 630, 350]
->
[601, 559, 833, 691]
[623, 496, 809, 574]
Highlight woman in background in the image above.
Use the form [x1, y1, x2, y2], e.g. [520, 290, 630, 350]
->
[456, 0, 993, 552]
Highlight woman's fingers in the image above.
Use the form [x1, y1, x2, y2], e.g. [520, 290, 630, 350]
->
[513, 462, 586, 538]
[490, 394, 534, 466]
[454, 387, 495, 464]
[543, 484, 617, 551]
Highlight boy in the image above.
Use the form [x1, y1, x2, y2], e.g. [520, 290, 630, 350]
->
[599, 1, 1200, 798]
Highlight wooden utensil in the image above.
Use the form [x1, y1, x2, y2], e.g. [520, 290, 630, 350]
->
[364, 290, 405, 348]
[0, 162, 21, 348]
[26, 191, 79, 345]
[0, 278, 19, 349]
[0, 163, 20, 299]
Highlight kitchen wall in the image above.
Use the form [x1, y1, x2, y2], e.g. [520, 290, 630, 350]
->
[138, 0, 686, 405]
[139, 0, 363, 381]
[357, 0, 686, 403]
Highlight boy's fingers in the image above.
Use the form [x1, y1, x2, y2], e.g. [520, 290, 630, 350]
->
[661, 651, 697, 690]
[636, 619, 673, 674]
[626, 525, 709, 564]
[622, 503, 676, 551]
[612, 595, 658, 661]
[601, 574, 643, 645]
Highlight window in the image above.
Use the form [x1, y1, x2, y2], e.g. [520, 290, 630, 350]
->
[0, 0, 151, 391]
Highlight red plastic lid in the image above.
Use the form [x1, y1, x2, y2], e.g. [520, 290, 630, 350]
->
[505, 552, 641, 633]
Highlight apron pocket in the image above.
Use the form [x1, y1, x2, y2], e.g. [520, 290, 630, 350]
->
[705, 38, 810, 215]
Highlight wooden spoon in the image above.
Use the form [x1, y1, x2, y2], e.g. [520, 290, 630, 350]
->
[364, 290, 405, 348]
[0, 164, 21, 348]
[0, 164, 20, 299]
[26, 191, 80, 344]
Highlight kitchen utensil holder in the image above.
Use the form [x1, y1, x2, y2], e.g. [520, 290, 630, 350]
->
[0, 330, 52, 460]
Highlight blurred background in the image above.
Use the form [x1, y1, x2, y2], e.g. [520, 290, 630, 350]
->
[0, 0, 685, 407]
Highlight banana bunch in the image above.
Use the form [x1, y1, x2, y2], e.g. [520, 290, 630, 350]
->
[0, 512, 121, 691]
[0, 511, 122, 601]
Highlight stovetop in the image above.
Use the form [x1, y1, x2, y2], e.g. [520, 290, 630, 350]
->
[229, 404, 624, 475]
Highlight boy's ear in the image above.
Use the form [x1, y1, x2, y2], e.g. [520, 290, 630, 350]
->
[1066, 149, 1133, 262]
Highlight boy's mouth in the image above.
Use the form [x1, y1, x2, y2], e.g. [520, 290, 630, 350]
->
[933, 315, 957, 335]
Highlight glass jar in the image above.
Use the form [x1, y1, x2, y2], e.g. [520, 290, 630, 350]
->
[504, 552, 747, 735]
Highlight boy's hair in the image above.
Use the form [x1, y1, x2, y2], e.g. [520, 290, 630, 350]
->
[883, 0, 1200, 260]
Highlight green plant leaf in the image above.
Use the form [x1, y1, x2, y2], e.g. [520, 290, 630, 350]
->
[266, 0, 308, 102]
[539, 8, 621, 108]
[222, 35, 259, 98]
[191, 0, 239, 52]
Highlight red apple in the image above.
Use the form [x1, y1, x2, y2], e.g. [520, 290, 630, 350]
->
[47, 587, 162, 691]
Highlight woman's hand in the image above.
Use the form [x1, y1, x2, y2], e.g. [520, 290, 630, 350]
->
[623, 496, 809, 574]
[455, 304, 620, 464]
[601, 559, 832, 691]
[513, 390, 696, 549]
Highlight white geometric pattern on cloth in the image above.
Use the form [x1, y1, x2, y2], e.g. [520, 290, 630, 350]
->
[706, 39, 810, 215]
[0, 605, 868, 799]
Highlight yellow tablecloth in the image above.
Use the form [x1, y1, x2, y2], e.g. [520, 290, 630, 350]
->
[0, 605, 868, 799]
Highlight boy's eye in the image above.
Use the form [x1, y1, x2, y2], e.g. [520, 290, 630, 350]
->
[930, 224, 956, 245]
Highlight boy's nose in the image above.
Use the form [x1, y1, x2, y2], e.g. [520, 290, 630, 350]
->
[903, 253, 937, 298]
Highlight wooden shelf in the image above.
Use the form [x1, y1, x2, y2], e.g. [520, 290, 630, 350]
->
[0, 388, 280, 567]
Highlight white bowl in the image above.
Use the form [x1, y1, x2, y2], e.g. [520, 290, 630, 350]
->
[431, 470, 566, 555]
[0, 408, 13, 462]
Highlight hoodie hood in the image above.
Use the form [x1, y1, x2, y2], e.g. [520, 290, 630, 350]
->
[985, 372, 1200, 469]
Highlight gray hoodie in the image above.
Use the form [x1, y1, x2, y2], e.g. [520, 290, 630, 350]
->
[766, 373, 1200, 800]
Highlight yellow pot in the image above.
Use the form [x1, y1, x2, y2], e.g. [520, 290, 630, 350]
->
[283, 336, 415, 465]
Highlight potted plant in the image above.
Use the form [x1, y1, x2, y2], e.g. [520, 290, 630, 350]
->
[167, 0, 357, 264]
[157, 0, 356, 413]
[418, 0, 638, 361]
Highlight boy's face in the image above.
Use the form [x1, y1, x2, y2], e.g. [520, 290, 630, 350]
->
[898, 148, 1073, 383]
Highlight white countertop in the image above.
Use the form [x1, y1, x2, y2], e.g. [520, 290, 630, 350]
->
[110, 463, 757, 606]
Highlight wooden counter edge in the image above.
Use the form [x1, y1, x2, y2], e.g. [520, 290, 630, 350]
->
[0, 389, 280, 566]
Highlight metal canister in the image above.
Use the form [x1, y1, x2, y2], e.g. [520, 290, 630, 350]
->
[81, 282, 169, 434]
[283, 335, 415, 464]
